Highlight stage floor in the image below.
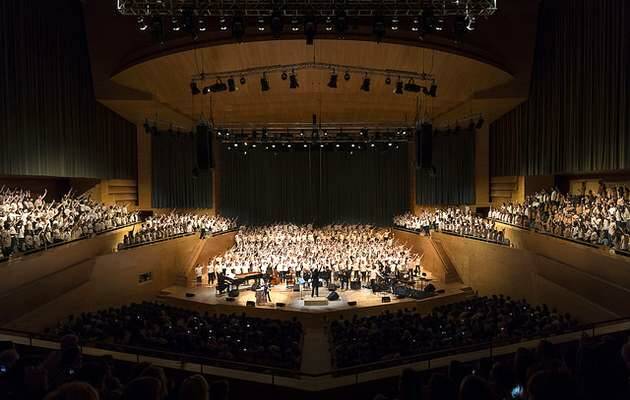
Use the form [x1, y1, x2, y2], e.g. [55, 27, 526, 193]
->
[159, 276, 471, 315]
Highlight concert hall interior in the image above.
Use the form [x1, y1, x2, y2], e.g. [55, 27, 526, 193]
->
[2, 0, 630, 399]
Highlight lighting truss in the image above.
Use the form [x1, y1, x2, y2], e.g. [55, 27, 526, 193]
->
[192, 62, 435, 85]
[215, 122, 415, 145]
[116, 0, 498, 17]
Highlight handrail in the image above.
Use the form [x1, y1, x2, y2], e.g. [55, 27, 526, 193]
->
[117, 226, 239, 251]
[393, 224, 509, 246]
[2, 316, 630, 380]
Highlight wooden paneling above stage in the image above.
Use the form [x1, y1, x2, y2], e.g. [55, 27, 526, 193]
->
[109, 40, 513, 127]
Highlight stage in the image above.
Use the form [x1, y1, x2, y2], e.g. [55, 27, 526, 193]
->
[158, 277, 473, 316]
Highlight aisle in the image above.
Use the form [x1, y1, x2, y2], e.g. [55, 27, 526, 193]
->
[300, 325, 332, 374]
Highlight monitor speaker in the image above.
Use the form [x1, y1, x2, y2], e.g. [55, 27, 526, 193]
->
[424, 283, 436, 293]
[421, 123, 433, 169]
[276, 302, 286, 307]
[185, 292, 195, 298]
[381, 296, 391, 303]
[350, 280, 361, 290]
[327, 291, 340, 301]
[225, 297, 235, 302]
[246, 301, 256, 307]
[347, 301, 357, 306]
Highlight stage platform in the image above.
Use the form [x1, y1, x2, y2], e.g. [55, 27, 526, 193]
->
[158, 280, 473, 318]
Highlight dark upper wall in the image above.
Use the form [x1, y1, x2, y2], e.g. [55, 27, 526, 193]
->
[0, 0, 137, 180]
[490, 0, 630, 176]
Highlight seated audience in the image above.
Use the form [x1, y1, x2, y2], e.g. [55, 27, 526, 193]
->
[489, 184, 630, 251]
[0, 187, 138, 259]
[118, 213, 236, 249]
[330, 295, 576, 368]
[394, 209, 509, 245]
[52, 302, 302, 370]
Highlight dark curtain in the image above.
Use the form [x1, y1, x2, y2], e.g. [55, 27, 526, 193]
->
[416, 130, 476, 205]
[220, 144, 409, 225]
[490, 0, 630, 176]
[151, 133, 213, 208]
[0, 0, 136, 179]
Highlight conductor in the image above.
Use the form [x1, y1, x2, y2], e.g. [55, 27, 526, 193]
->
[311, 268, 321, 297]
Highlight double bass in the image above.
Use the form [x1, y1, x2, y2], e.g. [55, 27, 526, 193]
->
[270, 268, 281, 286]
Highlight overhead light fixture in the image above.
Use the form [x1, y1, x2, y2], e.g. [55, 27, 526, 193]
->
[291, 17, 300, 32]
[227, 77, 236, 92]
[202, 85, 211, 95]
[257, 17, 265, 31]
[190, 81, 201, 95]
[260, 73, 270, 91]
[197, 17, 207, 32]
[325, 16, 333, 32]
[435, 17, 444, 31]
[281, 71, 288, 80]
[466, 16, 476, 31]
[395, 79, 404, 95]
[219, 17, 228, 31]
[390, 17, 399, 31]
[289, 71, 299, 88]
[137, 16, 149, 31]
[208, 79, 227, 92]
[328, 70, 338, 88]
[171, 17, 181, 31]
[404, 79, 421, 92]
[411, 18, 420, 32]
[344, 71, 351, 81]
[360, 75, 370, 92]
[240, 76, 246, 85]
[385, 76, 391, 85]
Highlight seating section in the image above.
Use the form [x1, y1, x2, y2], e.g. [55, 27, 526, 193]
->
[330, 295, 576, 368]
[51, 302, 302, 370]
[1, 188, 138, 261]
[394, 209, 510, 245]
[117, 213, 237, 250]
[489, 185, 630, 252]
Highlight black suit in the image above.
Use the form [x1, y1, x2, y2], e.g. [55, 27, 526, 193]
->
[311, 269, 320, 297]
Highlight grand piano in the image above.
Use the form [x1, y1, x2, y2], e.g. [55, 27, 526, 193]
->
[222, 271, 265, 292]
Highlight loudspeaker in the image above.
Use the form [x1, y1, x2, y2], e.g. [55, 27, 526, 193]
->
[421, 123, 433, 169]
[328, 283, 338, 291]
[225, 297, 235, 302]
[185, 292, 195, 298]
[350, 280, 361, 290]
[196, 124, 211, 170]
[246, 301, 256, 307]
[228, 289, 240, 298]
[347, 301, 357, 306]
[381, 296, 391, 303]
[424, 283, 436, 293]
[327, 291, 340, 301]
[276, 302, 286, 307]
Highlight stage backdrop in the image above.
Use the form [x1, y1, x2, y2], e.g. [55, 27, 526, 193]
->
[0, 0, 136, 179]
[416, 129, 476, 205]
[490, 0, 630, 176]
[220, 144, 409, 225]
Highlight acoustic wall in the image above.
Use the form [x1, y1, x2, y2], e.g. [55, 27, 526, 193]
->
[416, 130, 476, 205]
[490, 0, 630, 176]
[0, 0, 136, 179]
[220, 145, 409, 225]
[151, 133, 213, 209]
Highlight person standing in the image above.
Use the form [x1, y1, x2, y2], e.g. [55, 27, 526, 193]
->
[311, 268, 321, 297]
[207, 260, 215, 286]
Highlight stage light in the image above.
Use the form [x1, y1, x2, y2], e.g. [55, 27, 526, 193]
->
[390, 17, 399, 31]
[388, 142, 393, 147]
[344, 71, 351, 81]
[325, 16, 333, 32]
[260, 74, 270, 91]
[373, 15, 386, 42]
[466, 16, 476, 31]
[370, 143, 376, 148]
[271, 10, 283, 37]
[404, 79, 421, 92]
[219, 17, 228, 31]
[289, 71, 299, 88]
[323, 130, 328, 136]
[281, 71, 288, 80]
[336, 144, 340, 148]
[252, 144, 257, 148]
[359, 129, 366, 136]
[197, 17, 207, 32]
[328, 71, 338, 88]
[385, 76, 391, 85]
[435, 17, 444, 31]
[395, 79, 404, 94]
[209, 80, 227, 92]
[171, 17, 181, 31]
[202, 85, 211, 95]
[137, 16, 149, 31]
[304, 15, 316, 44]
[291, 18, 300, 32]
[232, 16, 245, 41]
[227, 78, 236, 92]
[190, 81, 201, 95]
[257, 17, 265, 31]
[428, 82, 438, 97]
[476, 117, 484, 129]
[320, 144, 324, 148]
[303, 143, 308, 148]
[240, 76, 246, 84]
[299, 130, 304, 136]
[411, 17, 419, 32]
[360, 75, 371, 92]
